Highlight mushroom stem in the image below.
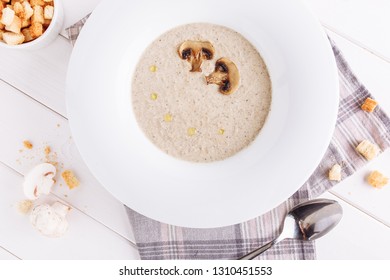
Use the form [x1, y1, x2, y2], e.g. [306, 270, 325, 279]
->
[190, 54, 203, 72]
[206, 71, 228, 85]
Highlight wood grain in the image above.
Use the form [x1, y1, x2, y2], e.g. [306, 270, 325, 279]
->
[0, 163, 139, 259]
[0, 80, 136, 244]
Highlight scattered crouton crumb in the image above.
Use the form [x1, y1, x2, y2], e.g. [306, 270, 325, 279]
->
[356, 140, 379, 161]
[361, 97, 378, 113]
[23, 140, 33, 149]
[61, 170, 80, 189]
[44, 146, 51, 155]
[328, 164, 342, 181]
[56, 123, 60, 128]
[17, 200, 33, 215]
[367, 171, 388, 188]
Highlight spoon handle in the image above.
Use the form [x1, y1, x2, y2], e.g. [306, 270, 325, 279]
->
[238, 239, 278, 260]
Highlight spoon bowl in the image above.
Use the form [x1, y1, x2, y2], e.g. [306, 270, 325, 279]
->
[239, 198, 343, 260]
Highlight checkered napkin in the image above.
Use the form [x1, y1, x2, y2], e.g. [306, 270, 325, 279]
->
[67, 17, 390, 260]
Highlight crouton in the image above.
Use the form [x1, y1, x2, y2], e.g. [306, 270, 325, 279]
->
[12, 1, 24, 16]
[22, 1, 33, 19]
[17, 199, 33, 215]
[29, 21, 42, 37]
[5, 15, 21, 33]
[361, 97, 378, 113]
[21, 27, 32, 41]
[328, 164, 342, 182]
[21, 17, 29, 27]
[356, 140, 379, 161]
[23, 140, 33, 149]
[29, 0, 44, 6]
[0, 29, 4, 40]
[31, 4, 43, 23]
[1, 6, 15, 25]
[43, 4, 52, 19]
[61, 170, 80, 190]
[367, 171, 388, 188]
[2, 31, 24, 45]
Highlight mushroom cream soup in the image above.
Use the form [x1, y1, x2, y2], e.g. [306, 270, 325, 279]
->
[132, 23, 272, 162]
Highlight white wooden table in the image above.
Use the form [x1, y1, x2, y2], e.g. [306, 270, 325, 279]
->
[1, 0, 389, 260]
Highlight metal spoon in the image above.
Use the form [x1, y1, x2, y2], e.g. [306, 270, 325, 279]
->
[238, 198, 343, 260]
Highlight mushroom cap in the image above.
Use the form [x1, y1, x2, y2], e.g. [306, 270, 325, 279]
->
[23, 163, 56, 200]
[178, 41, 215, 58]
[30, 202, 70, 238]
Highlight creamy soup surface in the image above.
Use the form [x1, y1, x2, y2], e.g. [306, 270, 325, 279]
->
[132, 23, 272, 162]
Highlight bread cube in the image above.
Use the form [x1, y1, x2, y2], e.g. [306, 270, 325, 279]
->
[367, 171, 388, 188]
[5, 14, 21, 33]
[22, 1, 33, 19]
[21, 17, 29, 27]
[29, 21, 42, 37]
[328, 164, 342, 182]
[12, 1, 23, 16]
[30, 0, 44, 6]
[2, 31, 24, 45]
[361, 97, 378, 113]
[31, 5, 43, 23]
[21, 26, 32, 41]
[43, 4, 52, 19]
[1, 6, 15, 25]
[356, 140, 380, 161]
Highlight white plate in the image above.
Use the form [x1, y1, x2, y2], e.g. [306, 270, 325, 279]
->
[66, 0, 339, 228]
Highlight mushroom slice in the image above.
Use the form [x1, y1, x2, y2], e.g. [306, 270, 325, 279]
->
[30, 202, 71, 238]
[178, 40, 215, 72]
[205, 57, 240, 95]
[23, 163, 56, 200]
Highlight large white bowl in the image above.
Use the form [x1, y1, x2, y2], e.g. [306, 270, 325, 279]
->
[66, 0, 339, 228]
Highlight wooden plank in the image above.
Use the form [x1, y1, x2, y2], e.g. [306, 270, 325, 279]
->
[306, 0, 390, 61]
[0, 80, 136, 244]
[0, 163, 139, 259]
[325, 31, 390, 227]
[0, 36, 70, 117]
[0, 247, 19, 260]
[327, 30, 390, 112]
[317, 192, 390, 259]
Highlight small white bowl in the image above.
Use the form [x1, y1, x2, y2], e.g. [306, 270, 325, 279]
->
[0, 0, 64, 50]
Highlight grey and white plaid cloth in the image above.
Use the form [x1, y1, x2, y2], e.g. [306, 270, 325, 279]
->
[67, 16, 390, 260]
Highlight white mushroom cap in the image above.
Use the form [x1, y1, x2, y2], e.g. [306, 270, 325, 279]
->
[30, 202, 70, 238]
[23, 163, 56, 200]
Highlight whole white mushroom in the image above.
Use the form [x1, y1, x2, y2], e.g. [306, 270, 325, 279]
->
[30, 202, 71, 238]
